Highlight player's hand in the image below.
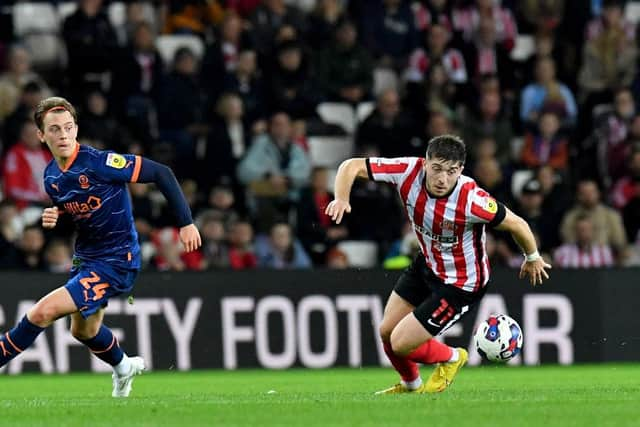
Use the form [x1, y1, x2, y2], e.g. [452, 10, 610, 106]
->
[519, 257, 552, 286]
[179, 224, 202, 253]
[325, 199, 351, 224]
[42, 207, 59, 229]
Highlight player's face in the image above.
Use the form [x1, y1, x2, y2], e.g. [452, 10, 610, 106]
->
[424, 157, 463, 196]
[38, 111, 78, 159]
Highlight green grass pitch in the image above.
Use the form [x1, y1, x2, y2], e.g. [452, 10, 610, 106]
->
[1, 365, 638, 427]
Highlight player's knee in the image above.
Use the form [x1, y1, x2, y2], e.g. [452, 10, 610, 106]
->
[70, 323, 100, 341]
[389, 328, 412, 357]
[379, 322, 394, 343]
[27, 304, 58, 327]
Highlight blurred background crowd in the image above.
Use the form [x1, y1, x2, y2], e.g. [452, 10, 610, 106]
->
[1, 0, 640, 272]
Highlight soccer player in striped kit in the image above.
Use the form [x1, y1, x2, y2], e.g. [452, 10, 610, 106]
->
[325, 135, 551, 394]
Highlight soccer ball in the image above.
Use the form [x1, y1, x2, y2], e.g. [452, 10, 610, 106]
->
[473, 314, 523, 362]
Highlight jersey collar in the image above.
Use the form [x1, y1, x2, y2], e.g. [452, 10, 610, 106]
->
[59, 143, 80, 172]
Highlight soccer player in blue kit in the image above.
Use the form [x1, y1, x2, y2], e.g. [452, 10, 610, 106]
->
[0, 97, 202, 397]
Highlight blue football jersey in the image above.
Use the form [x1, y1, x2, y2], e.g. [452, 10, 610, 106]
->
[44, 144, 142, 270]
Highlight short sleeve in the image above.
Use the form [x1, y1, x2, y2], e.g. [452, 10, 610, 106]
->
[467, 186, 505, 225]
[95, 151, 142, 183]
[366, 157, 419, 186]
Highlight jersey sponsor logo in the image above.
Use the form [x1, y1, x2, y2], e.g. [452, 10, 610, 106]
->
[106, 153, 127, 169]
[78, 174, 90, 189]
[63, 195, 102, 216]
[413, 222, 459, 245]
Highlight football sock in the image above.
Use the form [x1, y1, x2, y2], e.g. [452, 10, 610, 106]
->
[114, 355, 132, 376]
[407, 339, 453, 365]
[79, 325, 124, 367]
[0, 315, 45, 367]
[383, 341, 420, 382]
[401, 376, 423, 390]
[448, 348, 460, 363]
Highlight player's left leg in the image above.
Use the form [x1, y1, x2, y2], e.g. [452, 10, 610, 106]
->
[390, 312, 467, 393]
[392, 281, 485, 393]
[71, 310, 145, 398]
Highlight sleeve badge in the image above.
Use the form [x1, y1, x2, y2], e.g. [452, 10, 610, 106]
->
[106, 153, 126, 169]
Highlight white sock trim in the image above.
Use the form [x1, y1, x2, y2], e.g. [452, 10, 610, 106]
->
[448, 348, 459, 363]
[401, 377, 423, 390]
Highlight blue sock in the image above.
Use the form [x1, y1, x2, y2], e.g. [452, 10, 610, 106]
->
[79, 325, 124, 366]
[0, 315, 45, 367]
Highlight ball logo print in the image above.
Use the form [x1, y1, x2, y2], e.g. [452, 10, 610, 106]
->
[474, 314, 523, 362]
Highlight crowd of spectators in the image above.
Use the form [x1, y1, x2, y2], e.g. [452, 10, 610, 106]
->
[1, 0, 640, 272]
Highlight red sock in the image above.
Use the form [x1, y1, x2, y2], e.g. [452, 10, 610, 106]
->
[407, 339, 453, 365]
[383, 341, 419, 382]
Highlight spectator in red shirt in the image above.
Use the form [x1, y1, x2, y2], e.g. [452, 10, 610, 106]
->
[611, 150, 640, 210]
[521, 110, 568, 172]
[227, 220, 258, 269]
[2, 120, 52, 209]
[151, 227, 204, 271]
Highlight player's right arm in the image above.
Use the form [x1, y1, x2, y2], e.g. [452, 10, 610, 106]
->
[325, 158, 369, 224]
[41, 206, 59, 229]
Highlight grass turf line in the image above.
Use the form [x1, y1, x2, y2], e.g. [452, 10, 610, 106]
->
[0, 365, 638, 427]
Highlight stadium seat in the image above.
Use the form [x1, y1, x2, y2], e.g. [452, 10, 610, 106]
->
[325, 168, 338, 192]
[625, 1, 640, 23]
[283, 0, 317, 13]
[156, 34, 205, 66]
[317, 102, 356, 134]
[308, 136, 354, 168]
[57, 2, 77, 21]
[592, 103, 613, 120]
[13, 3, 59, 37]
[337, 240, 379, 268]
[510, 136, 524, 161]
[356, 101, 375, 123]
[108, 2, 127, 29]
[510, 169, 534, 199]
[510, 35, 535, 62]
[373, 67, 399, 97]
[22, 33, 67, 70]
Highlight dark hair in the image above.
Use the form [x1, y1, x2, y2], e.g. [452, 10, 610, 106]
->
[34, 96, 77, 131]
[426, 134, 466, 165]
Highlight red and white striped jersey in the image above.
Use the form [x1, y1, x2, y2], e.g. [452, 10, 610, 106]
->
[553, 244, 614, 268]
[367, 157, 503, 292]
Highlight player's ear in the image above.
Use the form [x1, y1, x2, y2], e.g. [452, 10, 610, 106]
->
[37, 128, 45, 144]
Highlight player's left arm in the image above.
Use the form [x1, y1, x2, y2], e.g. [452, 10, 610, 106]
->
[493, 207, 552, 286]
[134, 158, 201, 252]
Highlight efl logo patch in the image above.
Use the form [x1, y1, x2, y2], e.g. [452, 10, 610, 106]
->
[106, 153, 126, 169]
[484, 198, 498, 214]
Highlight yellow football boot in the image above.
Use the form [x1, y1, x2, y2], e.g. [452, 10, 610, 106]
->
[374, 383, 414, 395]
[422, 348, 468, 393]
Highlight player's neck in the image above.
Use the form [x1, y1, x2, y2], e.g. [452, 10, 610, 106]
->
[424, 177, 457, 199]
[54, 142, 79, 170]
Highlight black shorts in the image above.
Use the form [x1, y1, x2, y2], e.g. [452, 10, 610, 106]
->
[393, 255, 487, 336]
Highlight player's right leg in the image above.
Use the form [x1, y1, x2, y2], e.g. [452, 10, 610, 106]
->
[375, 292, 419, 394]
[0, 287, 78, 367]
[70, 312, 145, 398]
[375, 256, 432, 395]
[65, 263, 144, 397]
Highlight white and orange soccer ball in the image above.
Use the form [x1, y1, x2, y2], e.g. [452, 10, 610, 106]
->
[473, 314, 523, 362]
